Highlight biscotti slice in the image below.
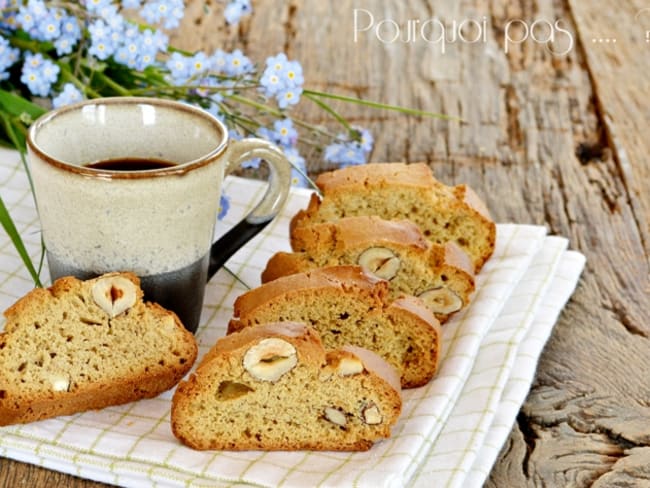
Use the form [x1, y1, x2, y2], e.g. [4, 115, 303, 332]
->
[0, 272, 197, 426]
[228, 265, 441, 388]
[290, 162, 496, 272]
[171, 322, 401, 451]
[262, 215, 475, 322]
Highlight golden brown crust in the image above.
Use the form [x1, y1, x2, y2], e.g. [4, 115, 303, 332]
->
[290, 162, 496, 272]
[171, 322, 402, 451]
[291, 216, 429, 253]
[289, 192, 321, 236]
[0, 273, 197, 426]
[268, 216, 434, 285]
[315, 162, 439, 193]
[0, 368, 187, 426]
[387, 295, 443, 377]
[237, 265, 388, 320]
[260, 252, 305, 283]
[453, 184, 493, 222]
[451, 184, 496, 270]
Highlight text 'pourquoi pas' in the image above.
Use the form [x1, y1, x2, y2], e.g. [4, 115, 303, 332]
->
[353, 8, 575, 56]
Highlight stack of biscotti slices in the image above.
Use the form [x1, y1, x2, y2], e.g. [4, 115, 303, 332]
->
[172, 163, 496, 452]
[0, 272, 197, 426]
[264, 163, 495, 326]
[171, 322, 402, 451]
[262, 215, 475, 323]
[228, 265, 441, 389]
[291, 162, 496, 273]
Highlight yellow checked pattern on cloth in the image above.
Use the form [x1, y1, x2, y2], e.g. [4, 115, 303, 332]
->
[0, 148, 585, 488]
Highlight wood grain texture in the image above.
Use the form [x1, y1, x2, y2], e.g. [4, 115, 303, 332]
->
[568, 0, 650, 258]
[0, 457, 107, 488]
[2, 0, 649, 486]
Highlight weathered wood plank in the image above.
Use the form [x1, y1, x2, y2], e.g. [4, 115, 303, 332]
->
[593, 447, 650, 487]
[490, 420, 626, 487]
[0, 458, 106, 488]
[567, 0, 650, 258]
[483, 422, 529, 488]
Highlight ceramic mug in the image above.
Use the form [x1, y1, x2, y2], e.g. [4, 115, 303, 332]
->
[27, 97, 292, 333]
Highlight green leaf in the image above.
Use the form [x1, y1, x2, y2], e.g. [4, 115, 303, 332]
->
[0, 88, 46, 120]
[0, 194, 42, 287]
[0, 111, 27, 152]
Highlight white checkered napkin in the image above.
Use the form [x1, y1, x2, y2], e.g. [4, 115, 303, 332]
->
[0, 156, 585, 488]
[408, 237, 575, 487]
[463, 250, 586, 488]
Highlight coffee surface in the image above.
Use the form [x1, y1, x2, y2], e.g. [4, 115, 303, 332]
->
[86, 157, 176, 171]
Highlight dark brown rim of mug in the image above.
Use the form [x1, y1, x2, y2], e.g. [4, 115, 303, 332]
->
[26, 97, 229, 179]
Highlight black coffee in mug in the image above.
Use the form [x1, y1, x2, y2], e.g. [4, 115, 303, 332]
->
[27, 97, 292, 333]
[85, 157, 177, 171]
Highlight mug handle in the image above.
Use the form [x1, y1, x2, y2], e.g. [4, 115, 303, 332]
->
[207, 138, 292, 281]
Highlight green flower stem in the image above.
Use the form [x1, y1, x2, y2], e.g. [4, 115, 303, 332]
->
[58, 66, 102, 99]
[128, 83, 259, 97]
[303, 89, 461, 121]
[93, 71, 132, 96]
[291, 163, 321, 195]
[137, 71, 169, 87]
[124, 66, 170, 88]
[218, 105, 262, 134]
[223, 265, 251, 290]
[303, 91, 354, 137]
[36, 234, 46, 277]
[226, 93, 285, 118]
[216, 99, 332, 152]
[6, 33, 51, 55]
[227, 93, 339, 141]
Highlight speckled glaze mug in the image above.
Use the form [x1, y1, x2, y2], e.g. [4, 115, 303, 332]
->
[27, 97, 292, 333]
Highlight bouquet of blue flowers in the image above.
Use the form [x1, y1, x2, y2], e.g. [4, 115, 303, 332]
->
[0, 0, 443, 286]
[0, 1, 391, 176]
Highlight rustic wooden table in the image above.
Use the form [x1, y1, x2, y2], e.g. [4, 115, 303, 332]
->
[2, 1, 649, 486]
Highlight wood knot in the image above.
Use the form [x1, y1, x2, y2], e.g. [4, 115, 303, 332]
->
[575, 141, 609, 164]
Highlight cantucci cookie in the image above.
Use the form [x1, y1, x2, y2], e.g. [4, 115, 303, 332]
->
[228, 265, 441, 388]
[171, 322, 402, 451]
[0, 272, 197, 426]
[290, 162, 496, 272]
[262, 215, 475, 322]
